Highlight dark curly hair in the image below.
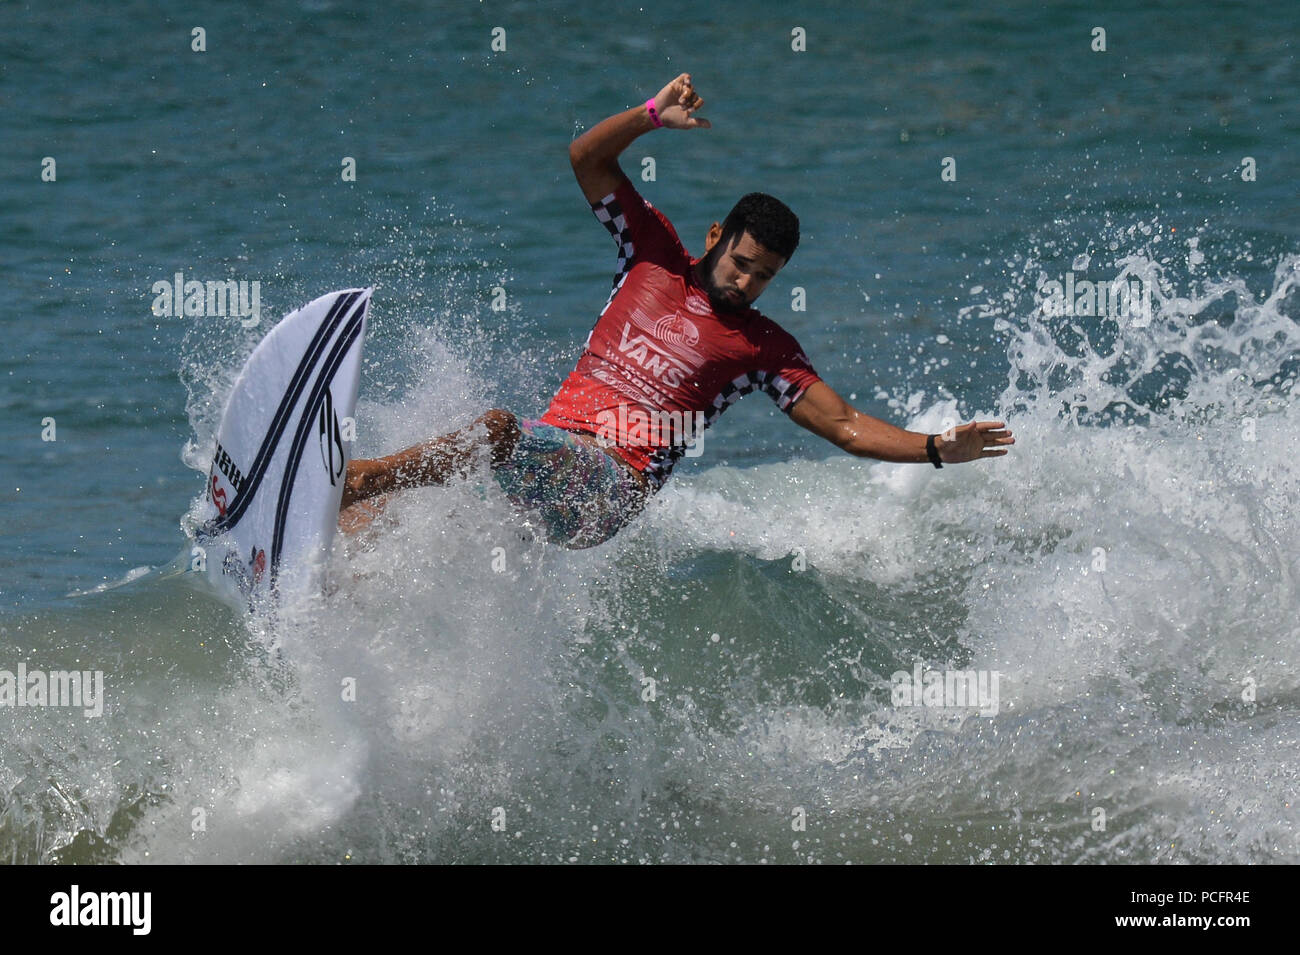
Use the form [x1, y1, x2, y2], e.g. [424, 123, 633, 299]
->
[718, 192, 800, 264]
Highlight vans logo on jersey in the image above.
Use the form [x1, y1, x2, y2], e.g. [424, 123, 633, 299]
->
[617, 323, 695, 388]
[627, 308, 704, 363]
[653, 311, 701, 347]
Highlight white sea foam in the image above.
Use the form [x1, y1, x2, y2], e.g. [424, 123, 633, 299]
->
[10, 241, 1297, 864]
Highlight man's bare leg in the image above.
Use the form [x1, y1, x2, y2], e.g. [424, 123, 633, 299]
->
[339, 408, 522, 513]
[338, 493, 393, 535]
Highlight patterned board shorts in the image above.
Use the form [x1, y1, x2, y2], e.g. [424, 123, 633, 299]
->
[491, 417, 651, 549]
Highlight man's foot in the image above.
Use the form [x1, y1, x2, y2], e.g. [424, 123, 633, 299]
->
[338, 493, 391, 535]
[341, 458, 388, 510]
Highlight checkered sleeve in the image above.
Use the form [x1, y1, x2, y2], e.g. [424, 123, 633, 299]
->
[589, 176, 687, 294]
[755, 321, 822, 414]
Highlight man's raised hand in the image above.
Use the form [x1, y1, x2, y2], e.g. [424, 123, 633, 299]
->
[653, 73, 711, 129]
[937, 421, 1016, 464]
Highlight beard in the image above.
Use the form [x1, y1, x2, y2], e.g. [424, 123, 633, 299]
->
[710, 286, 746, 312]
[697, 245, 746, 313]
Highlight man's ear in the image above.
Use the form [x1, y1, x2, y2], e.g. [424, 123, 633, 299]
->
[703, 222, 724, 253]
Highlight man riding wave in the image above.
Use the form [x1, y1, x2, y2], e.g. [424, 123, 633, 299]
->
[339, 73, 1014, 546]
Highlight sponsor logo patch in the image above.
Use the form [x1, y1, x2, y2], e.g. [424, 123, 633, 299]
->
[212, 442, 247, 497]
[221, 544, 267, 595]
[210, 475, 228, 516]
[318, 389, 345, 485]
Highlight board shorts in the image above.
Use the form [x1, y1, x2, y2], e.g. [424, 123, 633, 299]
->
[491, 417, 651, 548]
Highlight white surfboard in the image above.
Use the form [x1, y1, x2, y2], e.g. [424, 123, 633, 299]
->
[194, 288, 371, 611]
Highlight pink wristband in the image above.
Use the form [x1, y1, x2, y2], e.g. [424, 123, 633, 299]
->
[645, 98, 664, 128]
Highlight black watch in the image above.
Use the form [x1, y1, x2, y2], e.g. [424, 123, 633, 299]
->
[926, 433, 943, 468]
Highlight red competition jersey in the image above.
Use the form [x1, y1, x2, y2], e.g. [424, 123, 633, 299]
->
[540, 175, 822, 489]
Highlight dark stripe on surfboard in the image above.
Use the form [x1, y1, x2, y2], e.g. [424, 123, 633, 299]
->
[197, 290, 362, 539]
[209, 289, 361, 532]
[268, 302, 368, 586]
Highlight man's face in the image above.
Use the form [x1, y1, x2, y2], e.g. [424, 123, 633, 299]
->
[696, 228, 786, 313]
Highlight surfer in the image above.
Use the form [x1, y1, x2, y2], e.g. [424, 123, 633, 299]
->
[339, 73, 1015, 546]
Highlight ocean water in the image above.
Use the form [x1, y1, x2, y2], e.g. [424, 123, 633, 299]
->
[1, 0, 1297, 863]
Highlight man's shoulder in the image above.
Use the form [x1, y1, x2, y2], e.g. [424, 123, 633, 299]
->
[594, 178, 689, 271]
[599, 177, 680, 230]
[743, 307, 794, 339]
[593, 175, 651, 215]
[741, 310, 815, 364]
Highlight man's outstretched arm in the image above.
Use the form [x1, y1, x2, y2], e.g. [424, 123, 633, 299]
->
[789, 381, 1015, 465]
[569, 72, 711, 204]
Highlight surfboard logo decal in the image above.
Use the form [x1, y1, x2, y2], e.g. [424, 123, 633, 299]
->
[210, 475, 228, 516]
[318, 389, 345, 486]
[220, 544, 267, 600]
[208, 441, 248, 516]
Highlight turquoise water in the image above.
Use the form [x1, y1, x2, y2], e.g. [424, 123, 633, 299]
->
[1, 0, 1297, 863]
